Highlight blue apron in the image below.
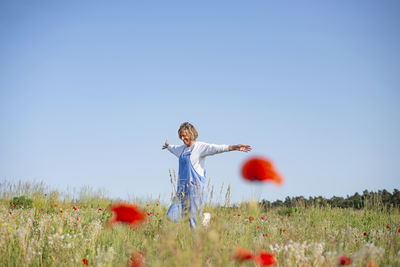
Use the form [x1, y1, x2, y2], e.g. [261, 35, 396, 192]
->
[167, 148, 207, 228]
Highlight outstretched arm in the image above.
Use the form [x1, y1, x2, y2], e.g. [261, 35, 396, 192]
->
[162, 139, 183, 158]
[228, 144, 252, 152]
[200, 142, 252, 157]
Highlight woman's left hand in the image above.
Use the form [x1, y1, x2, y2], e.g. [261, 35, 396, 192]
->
[229, 144, 252, 152]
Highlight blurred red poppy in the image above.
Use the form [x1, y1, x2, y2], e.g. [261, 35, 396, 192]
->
[110, 203, 146, 228]
[129, 251, 145, 267]
[73, 206, 77, 211]
[253, 250, 277, 266]
[82, 258, 89, 265]
[386, 224, 389, 229]
[231, 247, 253, 264]
[241, 157, 283, 185]
[338, 256, 351, 266]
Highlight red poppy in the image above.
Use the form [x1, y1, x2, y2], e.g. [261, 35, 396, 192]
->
[82, 258, 89, 265]
[147, 212, 152, 216]
[398, 228, 400, 233]
[264, 233, 268, 237]
[257, 226, 260, 229]
[110, 203, 146, 228]
[84, 205, 87, 209]
[338, 256, 351, 266]
[9, 211, 12, 215]
[238, 214, 241, 217]
[253, 250, 277, 266]
[73, 206, 77, 210]
[60, 210, 63, 213]
[129, 251, 146, 267]
[386, 224, 389, 229]
[98, 208, 102, 211]
[231, 247, 253, 264]
[363, 232, 367, 236]
[281, 229, 286, 233]
[241, 157, 283, 185]
[54, 204, 57, 207]
[261, 216, 264, 220]
[288, 213, 291, 217]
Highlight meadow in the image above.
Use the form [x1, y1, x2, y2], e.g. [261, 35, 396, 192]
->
[1, 180, 399, 267]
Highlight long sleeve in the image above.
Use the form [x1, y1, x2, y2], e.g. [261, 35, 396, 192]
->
[167, 144, 185, 158]
[198, 142, 229, 157]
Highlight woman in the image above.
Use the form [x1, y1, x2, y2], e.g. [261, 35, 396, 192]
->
[162, 122, 251, 228]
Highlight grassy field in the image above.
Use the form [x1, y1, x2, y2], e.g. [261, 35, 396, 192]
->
[1, 181, 399, 266]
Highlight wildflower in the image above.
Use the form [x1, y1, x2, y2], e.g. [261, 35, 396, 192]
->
[9, 211, 12, 215]
[82, 258, 89, 265]
[73, 206, 77, 211]
[264, 233, 268, 237]
[241, 157, 283, 185]
[98, 208, 102, 211]
[249, 216, 254, 222]
[398, 228, 400, 233]
[337, 256, 351, 266]
[281, 229, 286, 233]
[54, 204, 57, 207]
[129, 251, 146, 267]
[368, 262, 376, 267]
[386, 224, 389, 229]
[110, 203, 146, 228]
[231, 247, 253, 264]
[257, 226, 260, 229]
[288, 213, 291, 217]
[253, 250, 277, 266]
[261, 216, 264, 220]
[84, 205, 87, 209]
[147, 212, 152, 216]
[238, 214, 241, 217]
[363, 232, 367, 236]
[60, 210, 63, 213]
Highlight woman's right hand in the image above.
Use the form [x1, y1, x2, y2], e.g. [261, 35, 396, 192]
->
[162, 139, 169, 150]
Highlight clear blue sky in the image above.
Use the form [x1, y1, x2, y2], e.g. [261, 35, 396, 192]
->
[1, 1, 399, 204]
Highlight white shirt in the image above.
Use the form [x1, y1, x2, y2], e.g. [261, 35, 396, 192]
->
[167, 141, 229, 177]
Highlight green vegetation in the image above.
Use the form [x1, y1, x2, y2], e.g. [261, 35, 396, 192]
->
[1, 181, 399, 266]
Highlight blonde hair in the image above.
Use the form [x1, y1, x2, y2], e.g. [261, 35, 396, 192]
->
[178, 122, 198, 141]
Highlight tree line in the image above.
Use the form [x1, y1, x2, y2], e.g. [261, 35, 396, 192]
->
[259, 189, 400, 210]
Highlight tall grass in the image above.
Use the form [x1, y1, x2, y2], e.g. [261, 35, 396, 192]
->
[1, 180, 399, 266]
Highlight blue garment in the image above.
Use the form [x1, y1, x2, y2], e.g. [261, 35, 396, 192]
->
[167, 150, 207, 228]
